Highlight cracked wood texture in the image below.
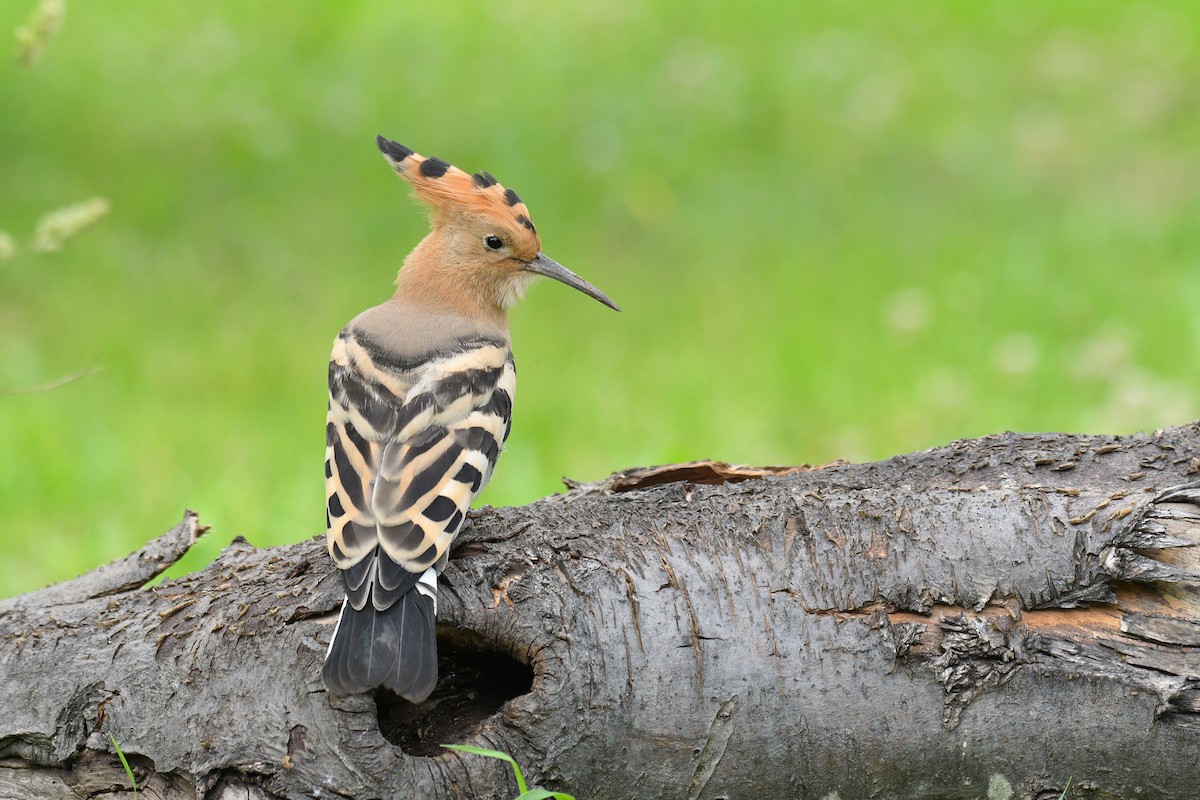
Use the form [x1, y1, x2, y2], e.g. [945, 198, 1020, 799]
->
[4, 426, 1200, 799]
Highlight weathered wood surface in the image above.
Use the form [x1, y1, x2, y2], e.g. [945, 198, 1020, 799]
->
[3, 426, 1200, 799]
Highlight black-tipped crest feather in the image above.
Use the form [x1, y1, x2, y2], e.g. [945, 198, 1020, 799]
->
[376, 135, 413, 162]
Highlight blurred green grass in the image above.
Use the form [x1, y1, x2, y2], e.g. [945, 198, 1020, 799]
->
[2, 1, 1198, 599]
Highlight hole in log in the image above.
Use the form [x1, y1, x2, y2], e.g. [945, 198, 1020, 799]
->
[375, 626, 533, 756]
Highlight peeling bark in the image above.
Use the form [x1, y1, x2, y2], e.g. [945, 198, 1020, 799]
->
[4, 426, 1200, 799]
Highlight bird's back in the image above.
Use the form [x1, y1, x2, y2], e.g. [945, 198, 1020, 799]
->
[323, 300, 514, 699]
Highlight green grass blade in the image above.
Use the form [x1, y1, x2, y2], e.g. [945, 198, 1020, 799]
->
[1057, 777, 1072, 800]
[441, 744, 529, 794]
[517, 790, 575, 800]
[107, 733, 139, 800]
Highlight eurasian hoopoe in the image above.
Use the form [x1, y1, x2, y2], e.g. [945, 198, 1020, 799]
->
[322, 136, 619, 701]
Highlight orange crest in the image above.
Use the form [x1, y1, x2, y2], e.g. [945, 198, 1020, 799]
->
[376, 136, 541, 254]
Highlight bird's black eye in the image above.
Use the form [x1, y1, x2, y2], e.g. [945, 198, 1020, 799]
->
[484, 235, 504, 251]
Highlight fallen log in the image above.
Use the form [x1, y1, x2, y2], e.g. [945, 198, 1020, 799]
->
[3, 425, 1200, 799]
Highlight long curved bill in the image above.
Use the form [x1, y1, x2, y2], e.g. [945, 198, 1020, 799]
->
[524, 252, 621, 312]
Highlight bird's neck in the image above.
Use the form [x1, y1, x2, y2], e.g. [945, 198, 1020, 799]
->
[392, 233, 509, 329]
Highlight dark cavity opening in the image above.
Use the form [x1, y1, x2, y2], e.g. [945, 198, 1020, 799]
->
[375, 626, 533, 756]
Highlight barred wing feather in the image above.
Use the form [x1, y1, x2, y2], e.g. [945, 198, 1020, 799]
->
[322, 328, 514, 698]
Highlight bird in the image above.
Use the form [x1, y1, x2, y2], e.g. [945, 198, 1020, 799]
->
[321, 136, 619, 701]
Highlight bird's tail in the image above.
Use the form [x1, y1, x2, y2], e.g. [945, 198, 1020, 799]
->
[321, 570, 438, 702]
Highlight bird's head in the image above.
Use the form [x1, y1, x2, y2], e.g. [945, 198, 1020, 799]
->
[377, 135, 619, 317]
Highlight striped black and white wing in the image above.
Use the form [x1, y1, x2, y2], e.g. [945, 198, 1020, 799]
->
[322, 327, 514, 698]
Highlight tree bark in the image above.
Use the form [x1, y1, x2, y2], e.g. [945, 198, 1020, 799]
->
[3, 425, 1200, 799]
